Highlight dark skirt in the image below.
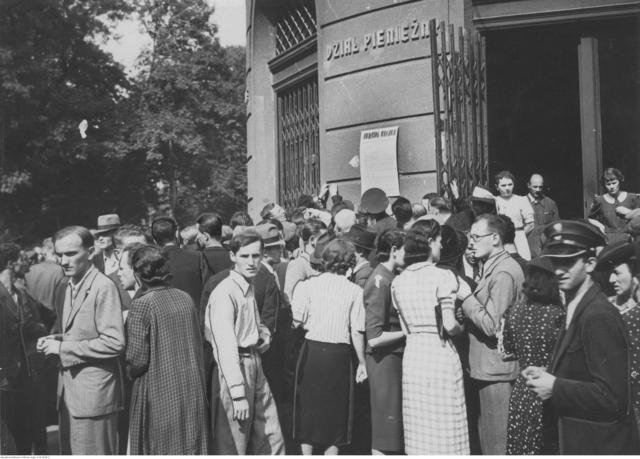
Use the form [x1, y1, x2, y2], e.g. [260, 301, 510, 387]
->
[293, 339, 353, 446]
[366, 352, 403, 452]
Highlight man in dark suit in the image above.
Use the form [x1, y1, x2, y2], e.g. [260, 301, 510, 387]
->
[92, 214, 122, 275]
[196, 212, 232, 278]
[524, 220, 640, 454]
[152, 217, 210, 307]
[0, 243, 49, 454]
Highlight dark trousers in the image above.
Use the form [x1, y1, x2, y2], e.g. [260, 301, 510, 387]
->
[0, 390, 31, 454]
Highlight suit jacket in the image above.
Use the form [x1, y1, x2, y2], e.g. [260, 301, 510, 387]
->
[463, 250, 522, 381]
[550, 282, 640, 454]
[92, 253, 105, 273]
[163, 245, 209, 307]
[57, 265, 125, 417]
[0, 284, 48, 391]
[253, 263, 282, 334]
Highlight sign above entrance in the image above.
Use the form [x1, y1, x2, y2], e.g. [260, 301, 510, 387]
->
[359, 126, 400, 197]
[326, 19, 429, 61]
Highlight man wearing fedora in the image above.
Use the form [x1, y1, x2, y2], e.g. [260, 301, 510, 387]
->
[524, 220, 640, 454]
[346, 224, 377, 288]
[93, 214, 122, 275]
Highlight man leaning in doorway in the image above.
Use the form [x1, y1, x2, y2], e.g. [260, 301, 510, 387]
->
[462, 214, 524, 454]
[526, 174, 560, 257]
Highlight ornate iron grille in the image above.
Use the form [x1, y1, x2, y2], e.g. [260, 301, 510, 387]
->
[277, 76, 320, 210]
[275, 0, 317, 56]
[429, 19, 489, 199]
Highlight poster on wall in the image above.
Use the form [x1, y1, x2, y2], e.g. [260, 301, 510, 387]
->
[359, 126, 400, 197]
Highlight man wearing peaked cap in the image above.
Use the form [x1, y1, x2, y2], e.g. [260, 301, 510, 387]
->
[93, 213, 122, 275]
[360, 188, 397, 235]
[346, 224, 376, 288]
[525, 219, 640, 454]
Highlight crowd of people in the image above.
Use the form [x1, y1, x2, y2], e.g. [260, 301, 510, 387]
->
[1, 167, 640, 455]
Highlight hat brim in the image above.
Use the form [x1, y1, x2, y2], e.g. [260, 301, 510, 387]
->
[470, 197, 495, 205]
[94, 225, 120, 235]
[540, 245, 589, 258]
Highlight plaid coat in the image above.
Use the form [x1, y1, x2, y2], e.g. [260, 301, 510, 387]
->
[126, 286, 208, 454]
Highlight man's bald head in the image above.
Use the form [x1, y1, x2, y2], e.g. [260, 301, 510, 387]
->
[528, 173, 545, 198]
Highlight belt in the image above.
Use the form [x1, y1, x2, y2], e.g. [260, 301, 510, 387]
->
[238, 346, 255, 355]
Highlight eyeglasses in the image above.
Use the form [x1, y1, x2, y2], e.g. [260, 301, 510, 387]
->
[468, 233, 494, 243]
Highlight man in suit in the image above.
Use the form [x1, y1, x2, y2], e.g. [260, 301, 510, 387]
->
[463, 214, 524, 454]
[37, 226, 125, 454]
[112, 224, 148, 317]
[346, 224, 376, 288]
[92, 214, 122, 275]
[524, 220, 640, 454]
[196, 212, 232, 278]
[152, 217, 210, 306]
[0, 243, 49, 454]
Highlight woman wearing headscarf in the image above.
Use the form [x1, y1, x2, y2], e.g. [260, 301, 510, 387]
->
[391, 221, 469, 454]
[363, 229, 407, 454]
[499, 257, 564, 454]
[291, 238, 367, 455]
[122, 244, 208, 454]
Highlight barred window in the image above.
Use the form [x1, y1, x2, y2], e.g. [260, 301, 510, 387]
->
[275, 0, 317, 56]
[277, 76, 320, 210]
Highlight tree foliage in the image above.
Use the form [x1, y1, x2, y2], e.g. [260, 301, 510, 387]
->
[0, 0, 247, 243]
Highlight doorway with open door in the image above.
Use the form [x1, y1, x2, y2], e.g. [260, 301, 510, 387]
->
[485, 16, 640, 219]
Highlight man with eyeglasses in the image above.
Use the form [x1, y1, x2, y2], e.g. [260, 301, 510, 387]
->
[524, 220, 640, 454]
[462, 214, 524, 454]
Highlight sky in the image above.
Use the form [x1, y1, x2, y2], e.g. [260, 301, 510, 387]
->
[101, 0, 246, 74]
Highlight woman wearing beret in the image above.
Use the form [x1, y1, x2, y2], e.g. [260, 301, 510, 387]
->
[363, 229, 407, 454]
[588, 167, 640, 243]
[291, 238, 367, 455]
[391, 221, 469, 454]
[499, 257, 564, 454]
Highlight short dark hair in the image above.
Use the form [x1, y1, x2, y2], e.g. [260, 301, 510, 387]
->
[53, 226, 94, 249]
[290, 208, 307, 227]
[523, 265, 561, 304]
[260, 203, 276, 221]
[196, 212, 223, 239]
[476, 213, 507, 244]
[404, 220, 440, 266]
[151, 217, 178, 246]
[422, 192, 439, 201]
[392, 197, 412, 226]
[229, 211, 253, 228]
[129, 244, 171, 286]
[495, 170, 516, 186]
[602, 167, 624, 185]
[229, 230, 263, 254]
[496, 214, 516, 244]
[114, 224, 147, 247]
[299, 218, 327, 243]
[429, 196, 452, 212]
[297, 194, 316, 209]
[322, 238, 356, 275]
[376, 229, 407, 263]
[0, 243, 21, 269]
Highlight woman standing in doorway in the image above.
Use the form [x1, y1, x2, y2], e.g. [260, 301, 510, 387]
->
[494, 170, 535, 260]
[589, 167, 640, 243]
[391, 221, 469, 455]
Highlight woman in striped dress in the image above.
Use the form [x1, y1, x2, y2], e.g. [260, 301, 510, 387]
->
[291, 238, 367, 455]
[391, 221, 469, 454]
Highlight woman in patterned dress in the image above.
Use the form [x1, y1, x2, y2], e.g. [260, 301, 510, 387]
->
[494, 170, 535, 260]
[391, 221, 469, 455]
[596, 241, 640, 437]
[500, 257, 564, 454]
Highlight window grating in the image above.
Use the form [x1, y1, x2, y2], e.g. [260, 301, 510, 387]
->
[277, 76, 320, 210]
[275, 0, 317, 56]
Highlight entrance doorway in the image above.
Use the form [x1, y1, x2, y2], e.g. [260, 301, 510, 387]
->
[485, 17, 640, 219]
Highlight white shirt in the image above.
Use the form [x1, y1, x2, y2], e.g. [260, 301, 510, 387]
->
[103, 252, 119, 276]
[291, 272, 365, 344]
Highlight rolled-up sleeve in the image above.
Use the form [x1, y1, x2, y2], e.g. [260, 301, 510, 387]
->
[364, 277, 389, 341]
[291, 280, 309, 328]
[350, 288, 365, 333]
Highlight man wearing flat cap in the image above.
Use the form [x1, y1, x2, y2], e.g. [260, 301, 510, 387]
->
[524, 220, 640, 454]
[360, 188, 396, 235]
[93, 214, 121, 275]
